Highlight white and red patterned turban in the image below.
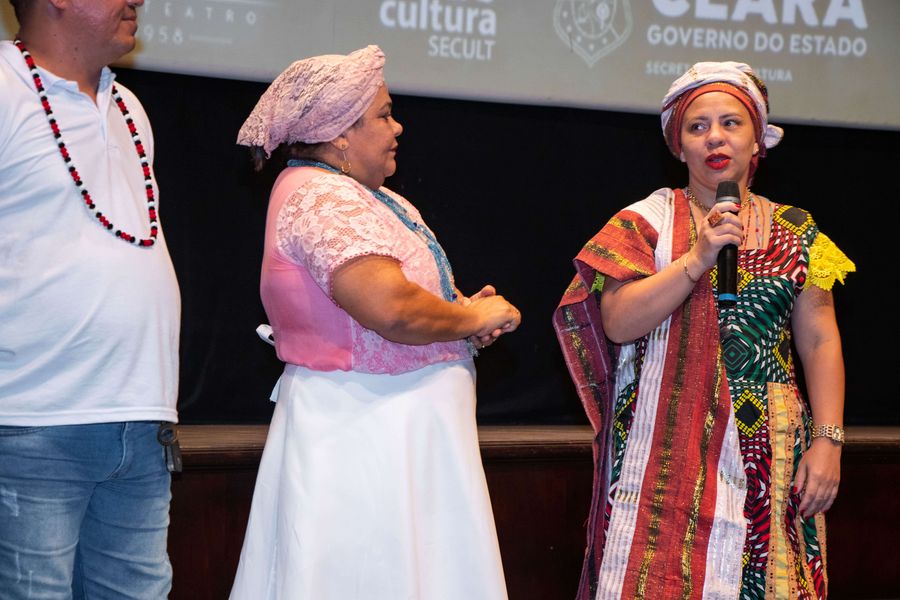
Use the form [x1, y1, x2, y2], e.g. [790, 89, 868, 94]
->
[237, 45, 385, 157]
[660, 61, 784, 159]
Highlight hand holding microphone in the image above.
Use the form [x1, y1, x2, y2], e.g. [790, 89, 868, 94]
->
[684, 182, 742, 299]
[714, 181, 741, 307]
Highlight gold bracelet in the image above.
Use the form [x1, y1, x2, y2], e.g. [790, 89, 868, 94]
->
[811, 424, 845, 444]
[682, 255, 699, 283]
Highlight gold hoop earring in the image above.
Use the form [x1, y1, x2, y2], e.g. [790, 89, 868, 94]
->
[340, 150, 351, 175]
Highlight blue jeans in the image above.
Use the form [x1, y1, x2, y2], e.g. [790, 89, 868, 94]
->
[0, 422, 172, 600]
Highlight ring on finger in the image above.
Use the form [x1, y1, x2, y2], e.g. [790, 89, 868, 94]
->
[707, 211, 724, 227]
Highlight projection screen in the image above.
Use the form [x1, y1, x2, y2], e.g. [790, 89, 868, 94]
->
[2, 0, 898, 130]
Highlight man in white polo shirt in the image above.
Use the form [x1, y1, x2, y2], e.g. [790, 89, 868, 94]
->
[0, 1, 180, 598]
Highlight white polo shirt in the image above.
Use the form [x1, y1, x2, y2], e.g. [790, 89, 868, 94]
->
[0, 41, 180, 425]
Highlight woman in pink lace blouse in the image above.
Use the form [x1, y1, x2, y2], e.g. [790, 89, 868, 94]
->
[229, 46, 520, 600]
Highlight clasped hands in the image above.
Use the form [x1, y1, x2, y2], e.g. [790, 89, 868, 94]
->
[457, 285, 521, 350]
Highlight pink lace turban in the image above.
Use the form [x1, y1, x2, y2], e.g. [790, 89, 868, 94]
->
[237, 45, 385, 157]
[661, 61, 783, 159]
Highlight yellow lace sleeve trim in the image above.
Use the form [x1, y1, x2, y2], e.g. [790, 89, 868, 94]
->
[805, 232, 856, 291]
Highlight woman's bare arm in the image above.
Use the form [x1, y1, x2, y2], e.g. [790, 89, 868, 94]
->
[332, 256, 520, 345]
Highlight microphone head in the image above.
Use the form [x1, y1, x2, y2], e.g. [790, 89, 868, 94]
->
[716, 180, 740, 202]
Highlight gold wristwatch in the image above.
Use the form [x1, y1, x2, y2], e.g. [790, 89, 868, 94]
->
[811, 424, 845, 445]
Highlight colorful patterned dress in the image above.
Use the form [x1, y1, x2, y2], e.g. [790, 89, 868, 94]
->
[554, 188, 854, 600]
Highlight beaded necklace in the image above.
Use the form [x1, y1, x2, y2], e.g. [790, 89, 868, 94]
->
[288, 159, 457, 302]
[684, 186, 764, 248]
[15, 39, 158, 247]
[744, 194, 766, 249]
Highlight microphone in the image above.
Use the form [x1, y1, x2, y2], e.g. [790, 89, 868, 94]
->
[716, 180, 740, 308]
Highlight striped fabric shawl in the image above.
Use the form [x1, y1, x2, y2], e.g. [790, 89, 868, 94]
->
[553, 189, 747, 600]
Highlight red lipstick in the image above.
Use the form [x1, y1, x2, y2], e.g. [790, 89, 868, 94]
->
[706, 154, 730, 170]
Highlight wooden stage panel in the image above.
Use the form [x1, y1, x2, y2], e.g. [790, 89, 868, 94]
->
[486, 459, 592, 600]
[169, 425, 900, 600]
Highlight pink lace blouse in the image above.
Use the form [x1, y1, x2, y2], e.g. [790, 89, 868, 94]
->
[260, 166, 470, 374]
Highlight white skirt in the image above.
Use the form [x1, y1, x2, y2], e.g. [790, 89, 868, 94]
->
[229, 359, 508, 600]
